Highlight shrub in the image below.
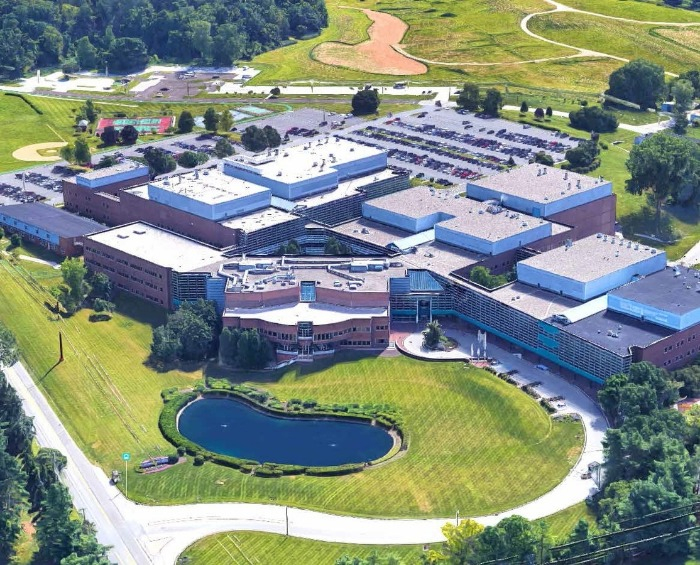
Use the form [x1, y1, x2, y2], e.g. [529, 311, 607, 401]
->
[193, 454, 205, 466]
[569, 105, 618, 133]
[306, 464, 364, 477]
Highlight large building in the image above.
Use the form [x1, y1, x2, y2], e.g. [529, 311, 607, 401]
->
[84, 222, 227, 309]
[222, 257, 398, 360]
[63, 139, 408, 251]
[0, 202, 104, 256]
[77, 154, 700, 382]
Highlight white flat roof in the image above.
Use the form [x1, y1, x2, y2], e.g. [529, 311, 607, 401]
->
[225, 137, 384, 183]
[366, 186, 555, 241]
[223, 302, 388, 325]
[219, 207, 299, 230]
[149, 169, 269, 204]
[519, 234, 663, 283]
[470, 163, 609, 204]
[87, 222, 224, 272]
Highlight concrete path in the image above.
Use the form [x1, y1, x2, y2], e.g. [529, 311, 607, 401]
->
[4, 345, 607, 564]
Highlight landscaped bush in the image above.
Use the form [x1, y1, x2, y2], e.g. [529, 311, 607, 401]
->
[306, 464, 364, 477]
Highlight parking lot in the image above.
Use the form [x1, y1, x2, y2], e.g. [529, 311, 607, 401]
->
[341, 106, 584, 187]
[0, 105, 587, 207]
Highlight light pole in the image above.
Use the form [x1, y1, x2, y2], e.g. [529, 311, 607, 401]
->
[456, 510, 460, 526]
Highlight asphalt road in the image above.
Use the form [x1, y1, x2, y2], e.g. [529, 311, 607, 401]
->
[4, 345, 606, 565]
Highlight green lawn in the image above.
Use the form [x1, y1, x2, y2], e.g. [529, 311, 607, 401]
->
[180, 532, 426, 565]
[558, 0, 700, 23]
[0, 257, 582, 518]
[0, 94, 290, 173]
[179, 502, 597, 563]
[245, 0, 699, 93]
[529, 13, 700, 74]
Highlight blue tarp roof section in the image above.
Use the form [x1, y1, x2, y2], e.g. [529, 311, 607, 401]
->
[389, 277, 410, 295]
[270, 196, 296, 212]
[389, 229, 435, 252]
[408, 270, 443, 293]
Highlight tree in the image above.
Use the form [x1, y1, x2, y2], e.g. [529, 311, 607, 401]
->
[150, 325, 179, 364]
[0, 321, 19, 371]
[144, 147, 176, 176]
[565, 139, 599, 170]
[534, 107, 545, 120]
[241, 125, 270, 152]
[178, 151, 208, 168]
[545, 106, 553, 118]
[607, 59, 667, 110]
[423, 320, 444, 349]
[214, 138, 235, 158]
[672, 79, 695, 135]
[481, 88, 503, 117]
[83, 99, 98, 124]
[107, 37, 148, 73]
[54, 258, 90, 314]
[457, 83, 480, 111]
[569, 106, 619, 133]
[219, 109, 234, 133]
[75, 37, 98, 70]
[92, 298, 115, 314]
[73, 138, 91, 166]
[0, 432, 27, 562]
[351, 89, 380, 115]
[236, 329, 271, 369]
[678, 69, 700, 98]
[119, 125, 139, 145]
[324, 236, 351, 255]
[177, 111, 195, 134]
[203, 107, 219, 132]
[626, 133, 700, 234]
[60, 144, 75, 164]
[219, 327, 239, 365]
[519, 101, 528, 113]
[0, 227, 4, 239]
[263, 125, 281, 148]
[9, 233, 21, 248]
[191, 20, 213, 61]
[533, 151, 554, 166]
[99, 126, 118, 146]
[36, 483, 81, 563]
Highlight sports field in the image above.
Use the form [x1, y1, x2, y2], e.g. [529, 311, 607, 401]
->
[0, 253, 582, 518]
[0, 94, 290, 173]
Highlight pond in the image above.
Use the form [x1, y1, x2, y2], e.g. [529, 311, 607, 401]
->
[178, 398, 395, 467]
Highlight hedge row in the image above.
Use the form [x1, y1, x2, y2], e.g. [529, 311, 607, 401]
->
[562, 158, 601, 174]
[5, 92, 43, 114]
[158, 388, 403, 477]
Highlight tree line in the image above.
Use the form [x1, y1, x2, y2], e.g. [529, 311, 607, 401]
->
[0, 324, 109, 563]
[0, 0, 328, 77]
[338, 361, 700, 564]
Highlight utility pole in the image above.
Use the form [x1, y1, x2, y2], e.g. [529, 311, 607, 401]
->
[285, 506, 289, 536]
[58, 332, 64, 362]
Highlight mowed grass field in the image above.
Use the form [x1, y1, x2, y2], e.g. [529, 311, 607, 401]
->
[0, 254, 582, 517]
[179, 501, 596, 563]
[181, 532, 424, 565]
[0, 94, 290, 173]
[529, 13, 700, 73]
[247, 0, 700, 93]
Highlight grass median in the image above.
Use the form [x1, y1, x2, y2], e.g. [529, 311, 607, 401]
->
[0, 255, 582, 518]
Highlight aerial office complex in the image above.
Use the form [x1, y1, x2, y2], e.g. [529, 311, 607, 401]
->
[73, 138, 696, 383]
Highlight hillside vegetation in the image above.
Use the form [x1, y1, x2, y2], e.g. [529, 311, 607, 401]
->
[0, 0, 327, 76]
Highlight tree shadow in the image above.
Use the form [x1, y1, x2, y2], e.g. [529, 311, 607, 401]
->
[203, 350, 384, 386]
[618, 205, 679, 243]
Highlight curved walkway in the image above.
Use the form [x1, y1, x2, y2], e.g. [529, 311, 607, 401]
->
[395, 0, 700, 69]
[5, 339, 607, 564]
